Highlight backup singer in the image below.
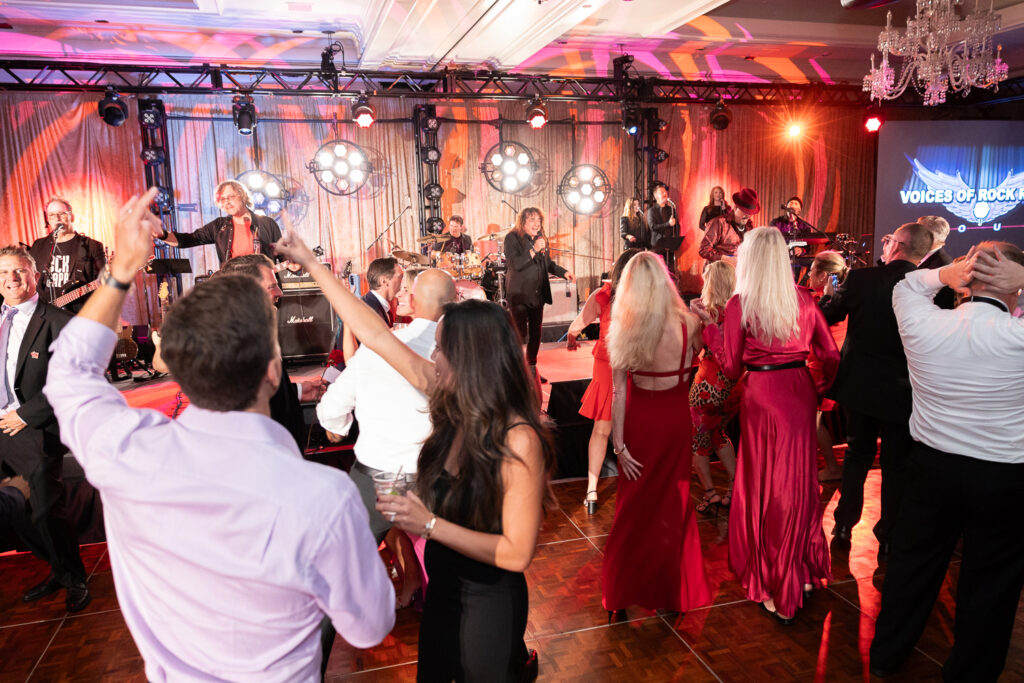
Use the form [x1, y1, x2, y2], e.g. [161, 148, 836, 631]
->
[29, 196, 106, 312]
[156, 180, 282, 264]
[619, 198, 650, 249]
[504, 208, 574, 382]
[646, 183, 679, 270]
[433, 215, 474, 254]
[698, 186, 730, 233]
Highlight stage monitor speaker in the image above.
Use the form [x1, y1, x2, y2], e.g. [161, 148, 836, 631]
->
[546, 378, 611, 479]
[279, 292, 336, 361]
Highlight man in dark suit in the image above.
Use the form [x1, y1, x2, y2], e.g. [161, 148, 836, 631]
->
[819, 222, 933, 561]
[646, 183, 680, 271]
[156, 180, 282, 265]
[0, 476, 30, 522]
[0, 245, 90, 611]
[916, 215, 955, 309]
[334, 257, 403, 359]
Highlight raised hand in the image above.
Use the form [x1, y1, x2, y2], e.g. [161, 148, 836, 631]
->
[274, 232, 317, 268]
[112, 188, 159, 281]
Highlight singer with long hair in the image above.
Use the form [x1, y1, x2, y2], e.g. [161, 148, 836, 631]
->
[155, 179, 282, 265]
[504, 207, 575, 382]
[619, 197, 650, 249]
[28, 196, 106, 312]
[699, 186, 730, 233]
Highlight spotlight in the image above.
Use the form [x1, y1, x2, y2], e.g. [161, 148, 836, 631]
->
[352, 95, 375, 129]
[423, 146, 441, 164]
[480, 141, 537, 195]
[652, 148, 669, 163]
[426, 216, 445, 233]
[558, 164, 612, 215]
[138, 100, 165, 129]
[232, 95, 257, 136]
[525, 98, 548, 129]
[424, 183, 444, 200]
[237, 170, 291, 218]
[656, 118, 668, 132]
[140, 147, 165, 165]
[612, 54, 635, 82]
[622, 106, 640, 136]
[788, 123, 802, 138]
[418, 104, 440, 131]
[864, 107, 884, 133]
[98, 88, 128, 127]
[153, 186, 173, 209]
[709, 100, 731, 131]
[307, 139, 373, 197]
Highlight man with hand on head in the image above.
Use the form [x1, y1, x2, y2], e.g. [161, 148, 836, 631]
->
[45, 188, 394, 682]
[915, 215, 955, 309]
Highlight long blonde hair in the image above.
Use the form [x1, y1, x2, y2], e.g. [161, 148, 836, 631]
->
[700, 260, 736, 322]
[607, 252, 684, 371]
[736, 227, 800, 344]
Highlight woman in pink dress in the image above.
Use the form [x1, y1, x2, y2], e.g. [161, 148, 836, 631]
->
[699, 228, 839, 623]
[602, 252, 711, 615]
[566, 249, 641, 514]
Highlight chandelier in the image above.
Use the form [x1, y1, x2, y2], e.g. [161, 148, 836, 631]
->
[863, 0, 1009, 106]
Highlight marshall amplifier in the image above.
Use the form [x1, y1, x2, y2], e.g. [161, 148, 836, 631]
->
[278, 292, 336, 361]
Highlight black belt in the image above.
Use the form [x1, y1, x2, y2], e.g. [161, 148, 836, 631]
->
[746, 360, 805, 372]
[354, 461, 388, 478]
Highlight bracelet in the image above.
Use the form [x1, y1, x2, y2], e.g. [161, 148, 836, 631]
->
[613, 445, 624, 456]
[423, 516, 437, 540]
[103, 273, 132, 291]
[159, 228, 169, 241]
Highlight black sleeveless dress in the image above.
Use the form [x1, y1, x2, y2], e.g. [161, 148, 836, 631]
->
[417, 470, 530, 682]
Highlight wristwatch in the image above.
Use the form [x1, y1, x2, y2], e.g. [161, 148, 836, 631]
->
[104, 273, 132, 291]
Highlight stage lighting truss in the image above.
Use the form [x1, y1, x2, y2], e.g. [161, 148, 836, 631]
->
[232, 94, 257, 135]
[557, 164, 611, 216]
[236, 169, 291, 218]
[306, 139, 373, 197]
[98, 87, 128, 127]
[526, 97, 548, 129]
[352, 95, 375, 128]
[480, 141, 538, 194]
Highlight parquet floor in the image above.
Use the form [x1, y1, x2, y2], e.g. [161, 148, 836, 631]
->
[2, 465, 1022, 682]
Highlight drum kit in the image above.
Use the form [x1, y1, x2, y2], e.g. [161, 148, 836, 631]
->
[391, 231, 509, 305]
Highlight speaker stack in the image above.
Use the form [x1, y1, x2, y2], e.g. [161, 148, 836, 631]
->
[277, 266, 336, 362]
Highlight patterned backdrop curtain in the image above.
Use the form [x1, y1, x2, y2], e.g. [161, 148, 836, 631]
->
[0, 91, 875, 324]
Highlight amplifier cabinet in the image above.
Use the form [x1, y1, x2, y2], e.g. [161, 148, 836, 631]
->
[278, 292, 336, 361]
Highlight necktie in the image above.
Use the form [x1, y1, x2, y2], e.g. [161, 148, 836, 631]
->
[0, 306, 17, 408]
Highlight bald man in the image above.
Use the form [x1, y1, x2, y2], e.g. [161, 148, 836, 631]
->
[316, 268, 456, 542]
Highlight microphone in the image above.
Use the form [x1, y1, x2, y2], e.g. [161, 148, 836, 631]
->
[54, 222, 66, 234]
[781, 204, 796, 214]
[404, 194, 412, 210]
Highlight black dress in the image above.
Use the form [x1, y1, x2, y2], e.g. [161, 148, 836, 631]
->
[417, 470, 530, 682]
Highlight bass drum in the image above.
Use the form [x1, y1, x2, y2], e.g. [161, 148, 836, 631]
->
[455, 279, 487, 302]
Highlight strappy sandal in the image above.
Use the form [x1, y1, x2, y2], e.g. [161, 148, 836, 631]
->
[584, 490, 598, 515]
[696, 488, 722, 515]
[721, 480, 734, 508]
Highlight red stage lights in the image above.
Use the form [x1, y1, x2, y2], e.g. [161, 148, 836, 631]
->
[526, 98, 548, 129]
[352, 95, 375, 129]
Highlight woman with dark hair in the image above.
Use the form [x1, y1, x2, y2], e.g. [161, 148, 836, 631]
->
[699, 186, 730, 233]
[619, 198, 650, 249]
[504, 207, 575, 382]
[566, 248, 641, 514]
[275, 235, 553, 682]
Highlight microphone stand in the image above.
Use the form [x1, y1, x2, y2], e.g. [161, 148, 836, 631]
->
[368, 203, 412, 254]
[47, 224, 64, 303]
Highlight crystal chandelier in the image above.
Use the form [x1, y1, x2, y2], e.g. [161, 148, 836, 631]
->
[863, 0, 1009, 106]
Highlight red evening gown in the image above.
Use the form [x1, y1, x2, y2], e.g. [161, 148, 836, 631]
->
[704, 288, 840, 618]
[602, 324, 712, 612]
[579, 283, 613, 421]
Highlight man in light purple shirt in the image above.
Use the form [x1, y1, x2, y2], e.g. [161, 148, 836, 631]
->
[44, 189, 394, 682]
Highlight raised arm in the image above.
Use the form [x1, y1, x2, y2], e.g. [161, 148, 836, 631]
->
[567, 288, 603, 342]
[275, 233, 435, 394]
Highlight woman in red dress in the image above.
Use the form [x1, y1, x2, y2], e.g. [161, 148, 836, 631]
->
[688, 260, 742, 515]
[602, 252, 711, 615]
[699, 227, 839, 623]
[566, 249, 641, 514]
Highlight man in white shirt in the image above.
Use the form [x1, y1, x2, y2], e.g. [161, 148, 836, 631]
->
[317, 267, 455, 544]
[869, 242, 1024, 681]
[45, 190, 395, 682]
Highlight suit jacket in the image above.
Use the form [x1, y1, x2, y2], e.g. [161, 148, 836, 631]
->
[918, 247, 955, 309]
[268, 366, 305, 452]
[646, 204, 678, 244]
[29, 232, 106, 306]
[171, 211, 282, 264]
[362, 291, 393, 327]
[504, 231, 568, 308]
[2, 301, 73, 480]
[819, 259, 917, 419]
[699, 216, 745, 262]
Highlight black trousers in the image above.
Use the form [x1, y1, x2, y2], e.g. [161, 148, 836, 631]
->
[870, 442, 1024, 681]
[833, 407, 912, 543]
[509, 303, 544, 366]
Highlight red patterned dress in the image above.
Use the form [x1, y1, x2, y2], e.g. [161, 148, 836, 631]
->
[689, 318, 744, 459]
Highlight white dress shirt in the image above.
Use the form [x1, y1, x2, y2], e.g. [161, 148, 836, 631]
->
[317, 317, 436, 473]
[44, 317, 395, 682]
[893, 268, 1024, 463]
[1, 293, 38, 414]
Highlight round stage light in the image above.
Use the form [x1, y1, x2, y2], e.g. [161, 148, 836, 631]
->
[710, 100, 732, 131]
[788, 124, 802, 138]
[98, 88, 128, 127]
[558, 164, 612, 216]
[307, 139, 373, 197]
[424, 146, 441, 164]
[352, 96, 375, 129]
[864, 116, 882, 132]
[424, 183, 444, 200]
[236, 169, 291, 218]
[480, 141, 538, 195]
[525, 98, 548, 129]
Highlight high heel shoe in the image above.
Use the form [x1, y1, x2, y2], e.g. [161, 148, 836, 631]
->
[803, 583, 814, 600]
[584, 490, 598, 515]
[696, 488, 722, 515]
[720, 480, 734, 508]
[760, 601, 794, 626]
[607, 608, 626, 624]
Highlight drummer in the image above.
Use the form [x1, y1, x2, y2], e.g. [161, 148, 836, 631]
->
[432, 216, 474, 254]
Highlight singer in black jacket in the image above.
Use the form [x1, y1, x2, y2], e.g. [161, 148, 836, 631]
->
[503, 208, 574, 375]
[646, 183, 679, 271]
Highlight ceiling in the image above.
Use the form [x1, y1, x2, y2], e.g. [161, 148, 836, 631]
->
[0, 0, 1023, 86]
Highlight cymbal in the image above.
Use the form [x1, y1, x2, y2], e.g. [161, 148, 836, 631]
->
[392, 248, 430, 265]
[417, 233, 451, 244]
[479, 230, 509, 241]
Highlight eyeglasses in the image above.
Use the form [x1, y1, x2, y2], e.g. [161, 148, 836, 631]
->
[881, 234, 907, 247]
[46, 211, 71, 220]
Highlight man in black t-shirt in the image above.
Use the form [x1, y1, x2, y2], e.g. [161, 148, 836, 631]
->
[28, 197, 106, 312]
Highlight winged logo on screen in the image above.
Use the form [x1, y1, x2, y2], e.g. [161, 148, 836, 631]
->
[910, 158, 1024, 225]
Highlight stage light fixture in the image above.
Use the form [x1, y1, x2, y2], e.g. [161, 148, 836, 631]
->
[788, 123, 802, 138]
[138, 103, 165, 129]
[480, 141, 538, 195]
[352, 95, 375, 128]
[424, 183, 444, 200]
[656, 118, 668, 132]
[140, 147, 165, 166]
[558, 164, 612, 216]
[306, 139, 373, 197]
[426, 216, 445, 233]
[526, 98, 548, 129]
[709, 100, 731, 131]
[652, 148, 669, 163]
[423, 146, 441, 164]
[153, 186, 173, 209]
[232, 95, 257, 136]
[237, 169, 291, 218]
[98, 88, 128, 127]
[864, 107, 884, 133]
[622, 106, 640, 136]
